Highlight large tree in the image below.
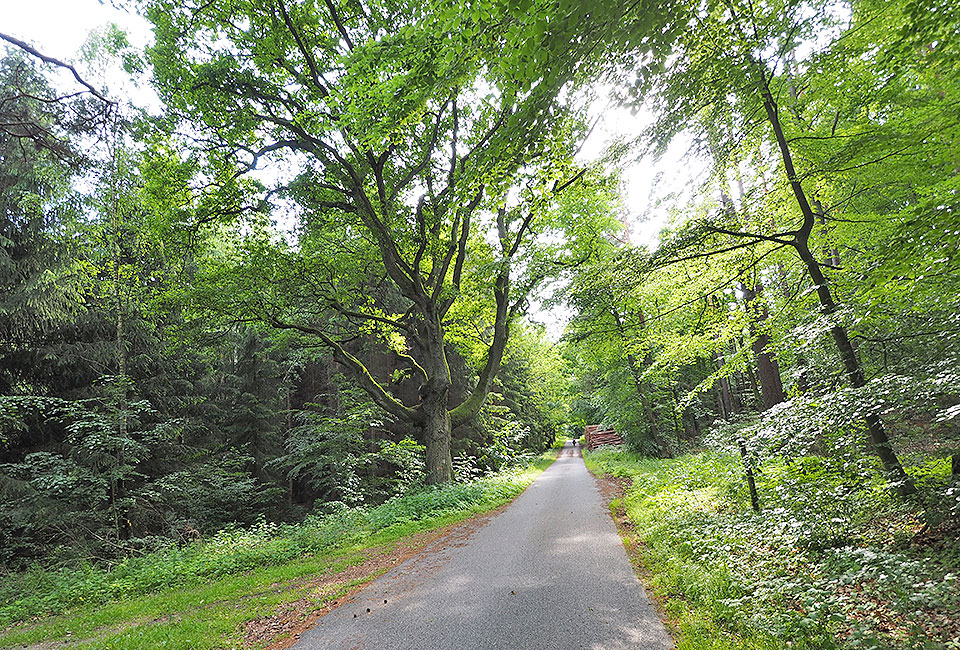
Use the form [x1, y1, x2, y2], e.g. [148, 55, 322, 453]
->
[606, 0, 960, 495]
[145, 0, 620, 482]
[0, 52, 86, 397]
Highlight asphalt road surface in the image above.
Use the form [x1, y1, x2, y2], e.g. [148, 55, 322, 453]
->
[293, 442, 674, 649]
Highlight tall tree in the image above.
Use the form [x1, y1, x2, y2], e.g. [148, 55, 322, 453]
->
[610, 0, 960, 495]
[145, 0, 618, 482]
[0, 53, 83, 396]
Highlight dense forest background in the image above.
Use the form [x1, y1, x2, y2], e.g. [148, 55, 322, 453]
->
[1, 0, 959, 645]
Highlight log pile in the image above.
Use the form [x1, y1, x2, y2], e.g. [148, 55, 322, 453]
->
[583, 424, 624, 450]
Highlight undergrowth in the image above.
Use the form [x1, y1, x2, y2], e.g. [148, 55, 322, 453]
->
[585, 448, 959, 650]
[0, 452, 556, 648]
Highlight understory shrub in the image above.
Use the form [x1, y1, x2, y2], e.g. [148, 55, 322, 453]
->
[0, 459, 547, 627]
[585, 449, 959, 650]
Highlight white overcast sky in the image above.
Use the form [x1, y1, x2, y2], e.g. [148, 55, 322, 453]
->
[1, 0, 152, 62]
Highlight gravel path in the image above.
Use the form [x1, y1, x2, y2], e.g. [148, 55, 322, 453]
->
[293, 442, 674, 649]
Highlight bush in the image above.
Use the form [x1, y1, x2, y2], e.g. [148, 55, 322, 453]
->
[0, 461, 547, 626]
[584, 448, 960, 650]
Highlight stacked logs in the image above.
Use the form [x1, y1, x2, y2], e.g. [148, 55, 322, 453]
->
[583, 424, 624, 450]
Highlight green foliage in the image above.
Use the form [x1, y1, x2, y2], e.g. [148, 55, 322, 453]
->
[586, 449, 959, 649]
[0, 393, 187, 565]
[0, 457, 554, 630]
[0, 53, 84, 397]
[271, 385, 420, 506]
[3, 5, 959, 650]
[140, 0, 619, 485]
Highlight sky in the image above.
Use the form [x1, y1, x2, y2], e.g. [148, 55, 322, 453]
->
[1, 0, 702, 334]
[1, 0, 152, 61]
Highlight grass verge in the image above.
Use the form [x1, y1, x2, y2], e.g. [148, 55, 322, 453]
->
[584, 448, 959, 650]
[0, 451, 558, 649]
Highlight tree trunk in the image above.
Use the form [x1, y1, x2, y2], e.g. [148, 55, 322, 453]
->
[674, 385, 698, 441]
[738, 438, 761, 512]
[746, 357, 762, 406]
[794, 241, 916, 496]
[422, 381, 453, 484]
[717, 378, 732, 420]
[419, 310, 455, 484]
[716, 350, 735, 419]
[111, 150, 131, 542]
[740, 283, 785, 410]
[753, 63, 917, 498]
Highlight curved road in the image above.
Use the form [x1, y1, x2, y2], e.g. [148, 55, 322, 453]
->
[294, 442, 673, 649]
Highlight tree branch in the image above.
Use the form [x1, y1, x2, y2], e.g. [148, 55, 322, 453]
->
[323, 0, 355, 50]
[268, 318, 420, 423]
[0, 32, 115, 107]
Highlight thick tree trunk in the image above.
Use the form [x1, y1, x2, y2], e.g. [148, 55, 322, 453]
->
[717, 379, 733, 420]
[418, 312, 455, 485]
[673, 384, 698, 441]
[745, 357, 762, 406]
[754, 340, 784, 409]
[421, 381, 453, 484]
[741, 283, 785, 410]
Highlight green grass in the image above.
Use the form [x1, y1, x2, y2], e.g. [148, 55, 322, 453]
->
[0, 451, 557, 649]
[585, 448, 958, 650]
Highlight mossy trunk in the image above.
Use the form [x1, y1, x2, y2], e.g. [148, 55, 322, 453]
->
[422, 383, 453, 484]
[418, 312, 454, 485]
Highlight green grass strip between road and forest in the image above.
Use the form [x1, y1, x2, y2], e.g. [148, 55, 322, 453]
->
[584, 448, 958, 650]
[0, 450, 559, 650]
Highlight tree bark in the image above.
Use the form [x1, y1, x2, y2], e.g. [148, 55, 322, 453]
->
[416, 306, 456, 484]
[738, 438, 761, 512]
[740, 283, 785, 410]
[626, 352, 672, 457]
[420, 377, 453, 484]
[794, 240, 916, 496]
[715, 346, 737, 419]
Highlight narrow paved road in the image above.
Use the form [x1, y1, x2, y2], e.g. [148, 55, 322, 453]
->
[294, 442, 673, 649]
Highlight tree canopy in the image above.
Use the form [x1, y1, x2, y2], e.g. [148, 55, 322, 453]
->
[1, 2, 959, 645]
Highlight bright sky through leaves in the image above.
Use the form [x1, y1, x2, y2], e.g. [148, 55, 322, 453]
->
[1, 0, 699, 249]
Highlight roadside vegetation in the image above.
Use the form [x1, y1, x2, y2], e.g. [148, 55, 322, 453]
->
[0, 452, 557, 649]
[2, 0, 959, 649]
[585, 448, 959, 650]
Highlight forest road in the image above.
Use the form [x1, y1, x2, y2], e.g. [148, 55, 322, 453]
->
[292, 441, 674, 650]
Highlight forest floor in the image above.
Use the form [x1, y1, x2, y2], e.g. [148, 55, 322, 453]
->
[0, 451, 559, 650]
[584, 448, 960, 650]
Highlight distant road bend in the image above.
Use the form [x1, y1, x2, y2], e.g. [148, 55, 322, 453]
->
[294, 442, 674, 649]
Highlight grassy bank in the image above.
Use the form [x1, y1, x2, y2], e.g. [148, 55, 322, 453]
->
[585, 448, 959, 650]
[0, 451, 557, 649]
